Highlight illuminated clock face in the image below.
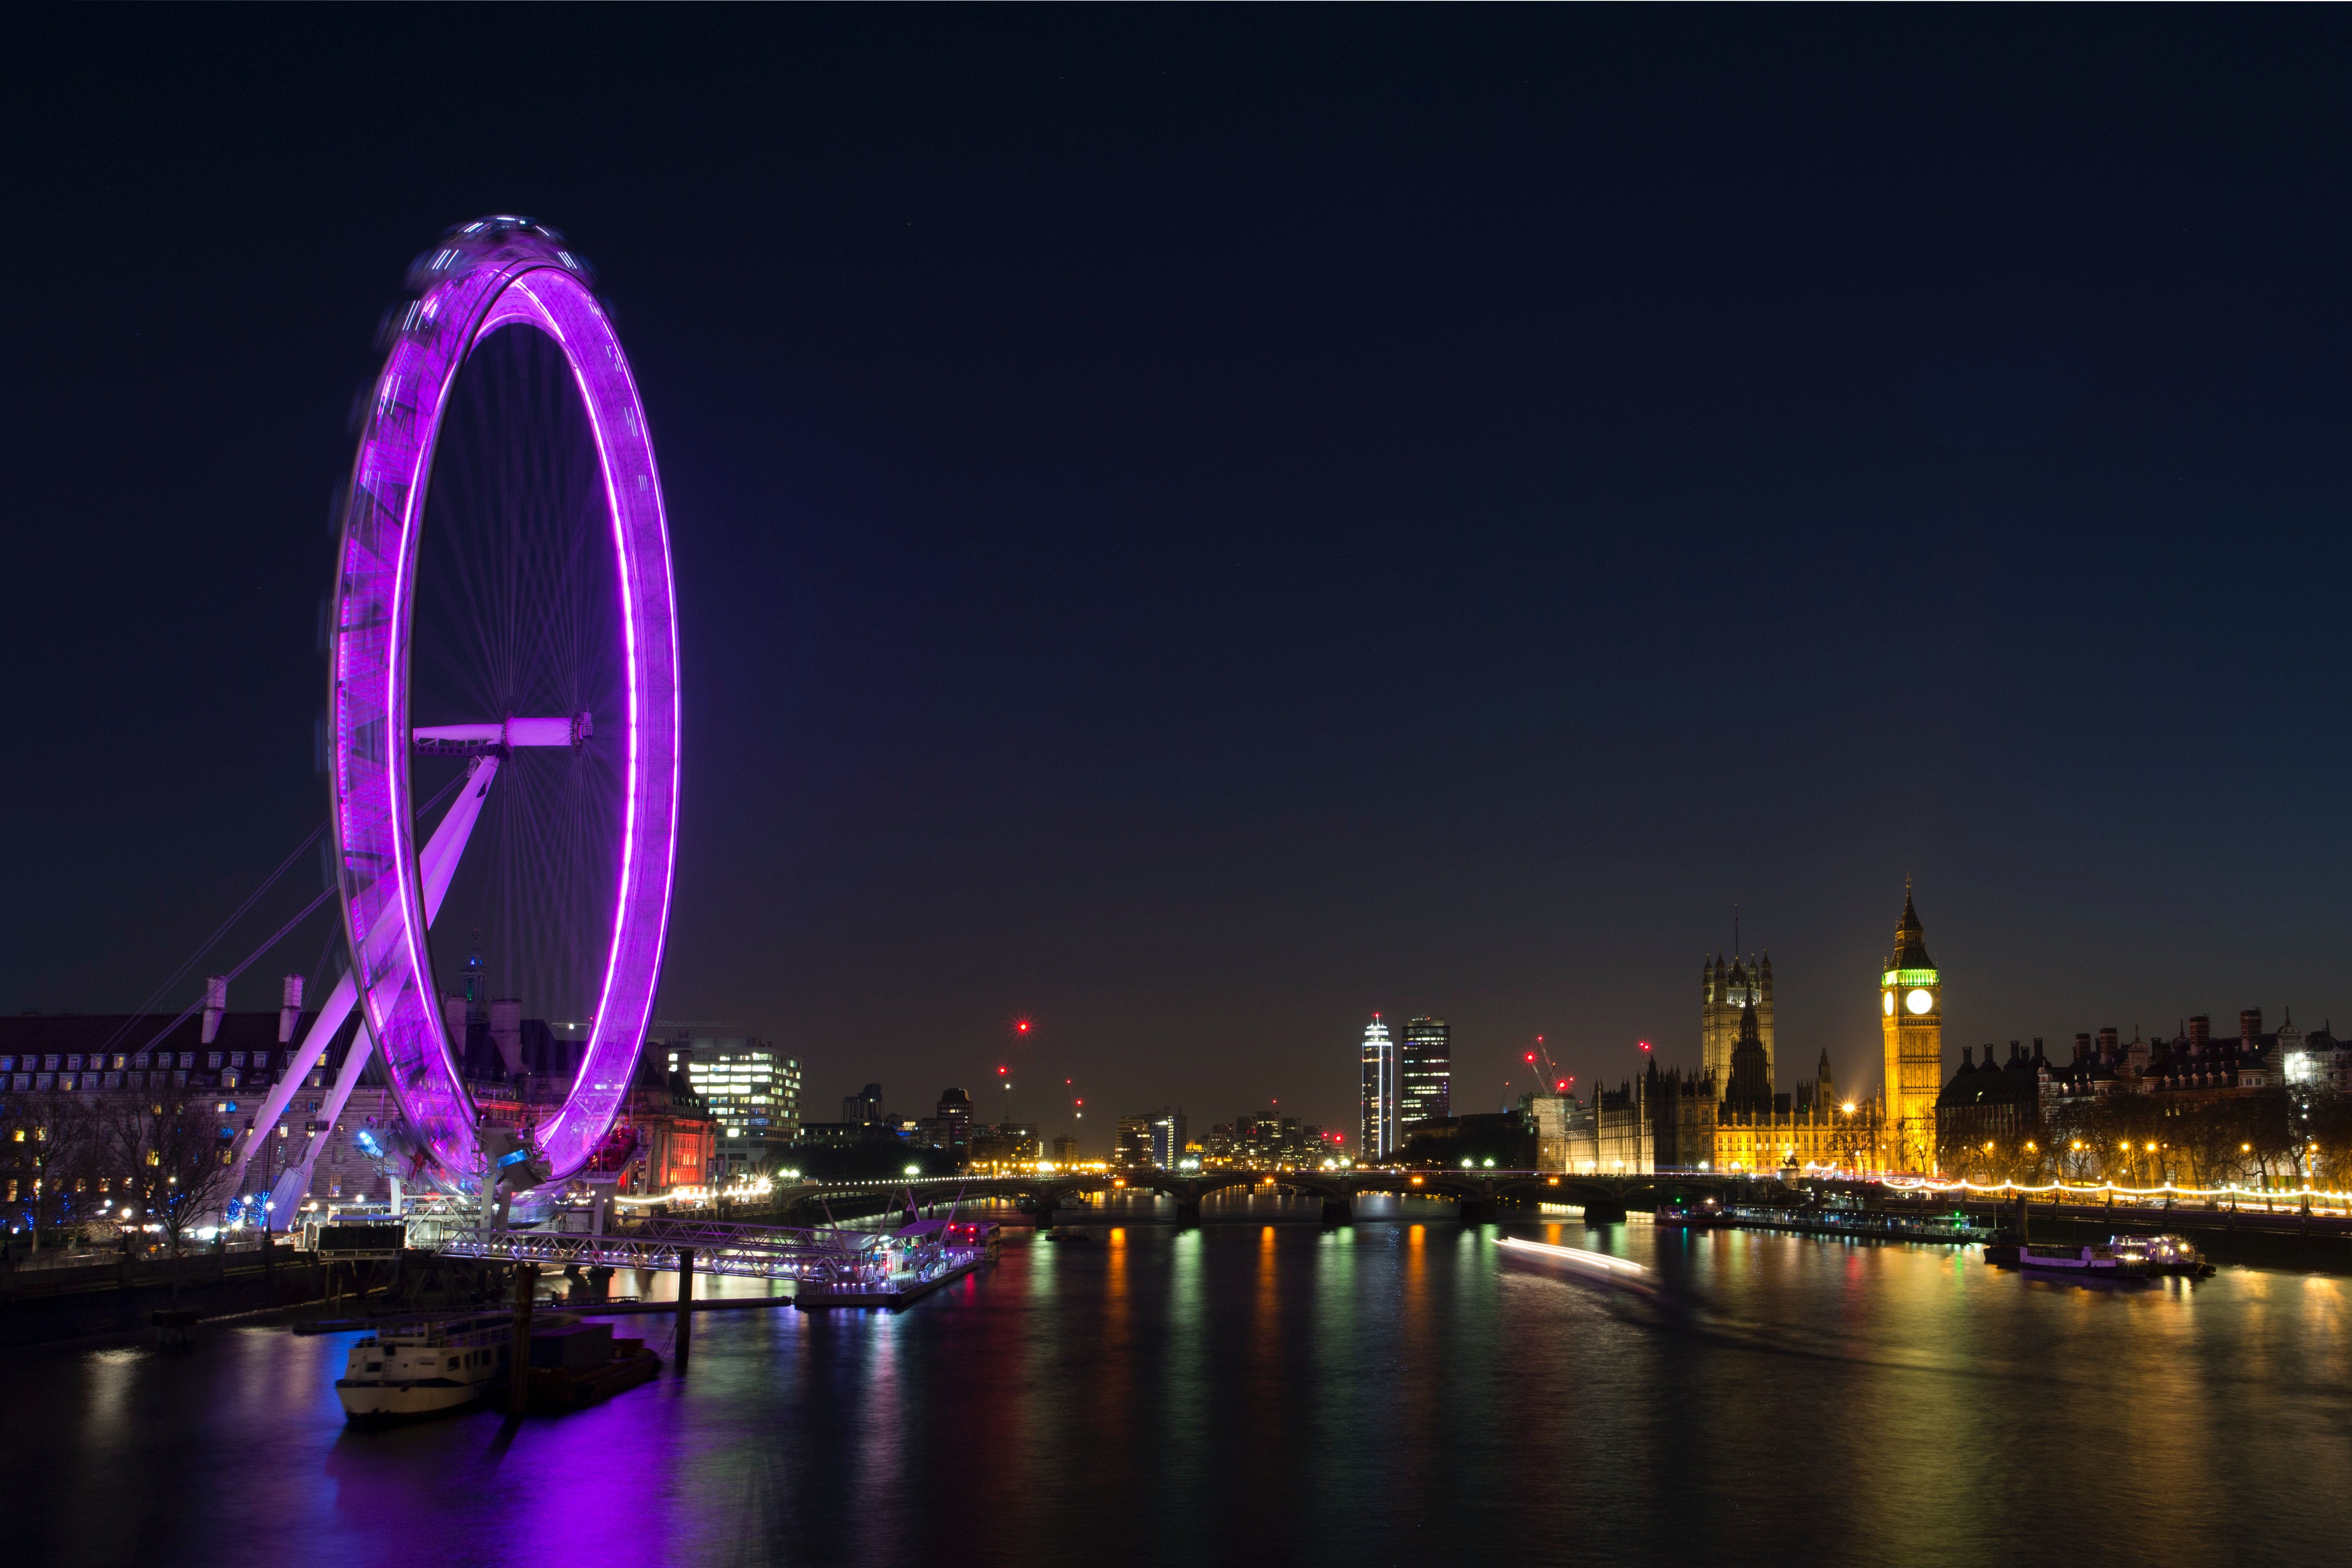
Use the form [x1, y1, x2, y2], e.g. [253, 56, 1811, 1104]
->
[1882, 991, 1894, 1016]
[1906, 988, 1935, 1016]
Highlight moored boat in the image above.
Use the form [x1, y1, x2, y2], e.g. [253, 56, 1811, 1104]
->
[2017, 1243, 2146, 1278]
[336, 1311, 566, 1421]
[1655, 1200, 1726, 1228]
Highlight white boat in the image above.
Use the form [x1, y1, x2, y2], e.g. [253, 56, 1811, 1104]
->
[2018, 1243, 2147, 1278]
[336, 1311, 570, 1421]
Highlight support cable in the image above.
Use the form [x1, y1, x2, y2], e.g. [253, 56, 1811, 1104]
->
[94, 822, 327, 1058]
[115, 772, 470, 1060]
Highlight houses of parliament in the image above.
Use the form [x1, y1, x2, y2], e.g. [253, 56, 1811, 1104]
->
[1559, 889, 1932, 1174]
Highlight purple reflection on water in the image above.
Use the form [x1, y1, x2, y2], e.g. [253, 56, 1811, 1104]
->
[7, 1205, 2352, 1568]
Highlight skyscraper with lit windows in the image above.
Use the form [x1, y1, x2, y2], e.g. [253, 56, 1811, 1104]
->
[1400, 1016, 1450, 1130]
[1359, 1015, 1396, 1160]
[668, 1036, 802, 1177]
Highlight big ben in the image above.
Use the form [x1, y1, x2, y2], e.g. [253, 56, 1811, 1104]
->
[1879, 884, 1942, 1174]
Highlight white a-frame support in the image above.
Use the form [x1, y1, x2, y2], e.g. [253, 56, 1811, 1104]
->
[229, 753, 504, 1210]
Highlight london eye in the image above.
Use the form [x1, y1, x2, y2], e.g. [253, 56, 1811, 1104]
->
[316, 217, 680, 1198]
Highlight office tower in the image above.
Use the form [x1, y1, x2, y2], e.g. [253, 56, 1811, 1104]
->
[1360, 1014, 1396, 1160]
[1400, 1016, 1450, 1129]
[1149, 1108, 1189, 1167]
[671, 1038, 803, 1176]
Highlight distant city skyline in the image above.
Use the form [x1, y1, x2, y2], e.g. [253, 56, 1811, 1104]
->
[13, 7, 2352, 1152]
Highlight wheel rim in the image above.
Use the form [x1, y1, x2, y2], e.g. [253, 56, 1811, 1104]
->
[328, 218, 679, 1193]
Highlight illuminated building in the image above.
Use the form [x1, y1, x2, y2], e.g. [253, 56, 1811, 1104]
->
[1592, 1081, 1653, 1173]
[1552, 962, 1883, 1174]
[1149, 1109, 1188, 1168]
[1701, 951, 1774, 1097]
[1532, 1093, 1597, 1172]
[616, 1049, 716, 1194]
[1099, 1109, 1189, 1168]
[969, 1122, 1040, 1166]
[1707, 1011, 1867, 1173]
[0, 1000, 397, 1208]
[1400, 1016, 1450, 1130]
[1114, 1114, 1153, 1168]
[1203, 1113, 1326, 1166]
[1360, 1014, 1397, 1160]
[1879, 886, 1943, 1173]
[670, 1038, 804, 1176]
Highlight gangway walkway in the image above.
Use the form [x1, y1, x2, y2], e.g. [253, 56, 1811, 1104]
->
[407, 1213, 992, 1300]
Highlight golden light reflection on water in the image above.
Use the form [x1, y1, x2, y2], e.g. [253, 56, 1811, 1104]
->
[10, 1223, 2352, 1568]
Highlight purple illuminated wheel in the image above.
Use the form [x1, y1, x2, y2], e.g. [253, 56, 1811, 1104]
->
[328, 217, 679, 1194]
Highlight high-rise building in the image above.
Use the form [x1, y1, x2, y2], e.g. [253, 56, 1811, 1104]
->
[1701, 952, 1774, 1097]
[1399, 1016, 1450, 1129]
[842, 1083, 884, 1125]
[1149, 1108, 1189, 1167]
[1359, 1015, 1397, 1160]
[1879, 885, 1943, 1174]
[670, 1038, 804, 1176]
[935, 1088, 975, 1159]
[1114, 1114, 1154, 1168]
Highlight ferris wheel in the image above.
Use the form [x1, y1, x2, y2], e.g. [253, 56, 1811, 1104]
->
[311, 216, 680, 1197]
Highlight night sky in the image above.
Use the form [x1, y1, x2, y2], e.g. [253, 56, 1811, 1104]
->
[9, 9, 2352, 1143]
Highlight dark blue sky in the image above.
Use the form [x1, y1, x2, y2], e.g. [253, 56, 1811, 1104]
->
[7, 8, 2352, 1141]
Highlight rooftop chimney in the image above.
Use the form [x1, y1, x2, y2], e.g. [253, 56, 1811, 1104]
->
[278, 974, 304, 1044]
[2240, 1008, 2263, 1043]
[200, 975, 228, 1045]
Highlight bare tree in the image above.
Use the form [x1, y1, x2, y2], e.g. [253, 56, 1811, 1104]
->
[2232, 1091, 2298, 1192]
[0, 1088, 102, 1253]
[104, 1093, 239, 1257]
[2175, 1098, 2250, 1191]
[2046, 1100, 2109, 1182]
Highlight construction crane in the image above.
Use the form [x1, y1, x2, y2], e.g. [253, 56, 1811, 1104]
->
[1524, 1036, 1573, 1099]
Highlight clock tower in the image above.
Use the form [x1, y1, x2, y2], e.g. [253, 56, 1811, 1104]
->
[1878, 884, 1943, 1174]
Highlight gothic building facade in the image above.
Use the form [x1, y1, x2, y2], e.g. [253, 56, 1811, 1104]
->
[1702, 952, 1775, 1098]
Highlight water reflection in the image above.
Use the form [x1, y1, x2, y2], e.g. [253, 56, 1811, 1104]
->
[6, 1209, 2350, 1568]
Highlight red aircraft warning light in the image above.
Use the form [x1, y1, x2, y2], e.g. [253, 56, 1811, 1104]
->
[1016, 1019, 1031, 1033]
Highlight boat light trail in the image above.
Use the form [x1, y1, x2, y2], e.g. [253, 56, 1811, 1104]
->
[1496, 1236, 1648, 1278]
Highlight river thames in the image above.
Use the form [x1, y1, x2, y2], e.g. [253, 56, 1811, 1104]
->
[5, 1199, 2348, 1568]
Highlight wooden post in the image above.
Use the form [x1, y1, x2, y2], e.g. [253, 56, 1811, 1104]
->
[675, 1247, 695, 1371]
[508, 1263, 538, 1415]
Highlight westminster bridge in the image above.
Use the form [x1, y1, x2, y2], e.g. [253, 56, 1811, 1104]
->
[769, 1168, 1799, 1227]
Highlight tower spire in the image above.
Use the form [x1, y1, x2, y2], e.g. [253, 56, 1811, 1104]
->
[1891, 884, 1932, 968]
